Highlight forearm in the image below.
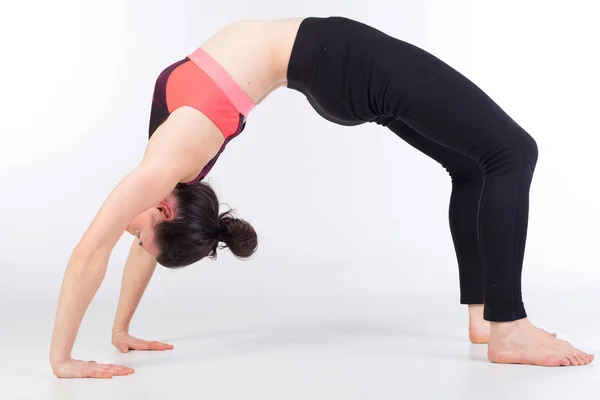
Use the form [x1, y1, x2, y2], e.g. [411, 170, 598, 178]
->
[49, 248, 110, 366]
[112, 239, 157, 334]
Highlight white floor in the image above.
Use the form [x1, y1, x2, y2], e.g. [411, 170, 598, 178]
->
[1, 267, 599, 400]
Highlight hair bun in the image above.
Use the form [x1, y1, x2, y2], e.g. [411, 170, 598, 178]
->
[217, 210, 258, 258]
[216, 227, 227, 243]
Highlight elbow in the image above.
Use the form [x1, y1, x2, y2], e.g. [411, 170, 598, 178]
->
[70, 243, 111, 268]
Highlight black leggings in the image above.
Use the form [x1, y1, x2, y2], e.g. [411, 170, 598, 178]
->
[287, 17, 538, 322]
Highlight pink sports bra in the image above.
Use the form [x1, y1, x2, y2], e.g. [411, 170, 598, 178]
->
[148, 48, 256, 183]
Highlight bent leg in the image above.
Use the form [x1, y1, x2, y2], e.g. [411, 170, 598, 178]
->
[397, 110, 537, 322]
[382, 118, 490, 343]
[383, 118, 484, 305]
[292, 15, 593, 365]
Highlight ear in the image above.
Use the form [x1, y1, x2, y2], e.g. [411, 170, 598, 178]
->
[157, 199, 176, 221]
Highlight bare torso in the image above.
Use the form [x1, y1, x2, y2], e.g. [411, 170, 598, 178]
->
[199, 18, 305, 105]
[147, 18, 305, 184]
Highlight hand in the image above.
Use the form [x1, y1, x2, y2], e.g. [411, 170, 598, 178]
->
[52, 358, 134, 379]
[112, 330, 174, 353]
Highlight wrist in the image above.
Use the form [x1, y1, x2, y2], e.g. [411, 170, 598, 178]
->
[112, 327, 129, 337]
[50, 354, 72, 370]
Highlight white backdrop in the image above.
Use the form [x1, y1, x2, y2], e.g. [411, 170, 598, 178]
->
[1, 0, 598, 305]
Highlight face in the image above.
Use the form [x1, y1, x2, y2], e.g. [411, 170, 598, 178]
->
[125, 193, 178, 257]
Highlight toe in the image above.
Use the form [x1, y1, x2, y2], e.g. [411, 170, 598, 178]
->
[573, 352, 586, 366]
[548, 356, 570, 367]
[565, 353, 578, 366]
[586, 354, 594, 364]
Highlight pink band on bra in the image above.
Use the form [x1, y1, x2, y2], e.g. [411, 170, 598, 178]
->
[187, 47, 256, 116]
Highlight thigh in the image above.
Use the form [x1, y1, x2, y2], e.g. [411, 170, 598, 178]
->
[386, 119, 483, 176]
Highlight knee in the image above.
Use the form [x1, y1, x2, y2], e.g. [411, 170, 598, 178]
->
[519, 134, 538, 172]
[483, 133, 538, 176]
[445, 159, 484, 186]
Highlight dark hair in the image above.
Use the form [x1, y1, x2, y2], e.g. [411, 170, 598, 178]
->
[154, 181, 258, 268]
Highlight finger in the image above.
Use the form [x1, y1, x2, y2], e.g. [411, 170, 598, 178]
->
[105, 367, 134, 376]
[90, 370, 113, 379]
[111, 370, 133, 376]
[149, 341, 174, 350]
[130, 341, 170, 351]
[83, 363, 130, 378]
[131, 339, 173, 347]
[106, 364, 135, 373]
[152, 340, 173, 346]
[144, 340, 173, 350]
[130, 342, 153, 350]
[119, 345, 130, 353]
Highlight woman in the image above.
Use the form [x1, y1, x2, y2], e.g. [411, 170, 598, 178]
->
[49, 16, 593, 378]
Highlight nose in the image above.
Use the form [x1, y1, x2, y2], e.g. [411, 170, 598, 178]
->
[125, 224, 133, 235]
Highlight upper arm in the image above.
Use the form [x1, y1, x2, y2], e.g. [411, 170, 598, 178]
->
[76, 106, 224, 256]
[128, 235, 158, 266]
[78, 163, 179, 255]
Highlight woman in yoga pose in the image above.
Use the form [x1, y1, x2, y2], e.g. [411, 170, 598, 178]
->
[50, 16, 593, 378]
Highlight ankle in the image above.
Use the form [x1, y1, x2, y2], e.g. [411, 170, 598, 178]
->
[490, 318, 530, 334]
[467, 304, 485, 320]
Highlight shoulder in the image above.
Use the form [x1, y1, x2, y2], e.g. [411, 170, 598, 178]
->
[145, 107, 225, 184]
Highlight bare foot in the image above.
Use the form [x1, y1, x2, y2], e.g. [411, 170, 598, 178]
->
[488, 318, 594, 366]
[468, 305, 557, 344]
[468, 305, 490, 344]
